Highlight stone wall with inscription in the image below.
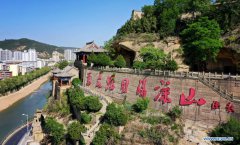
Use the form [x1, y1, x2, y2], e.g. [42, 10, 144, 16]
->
[83, 68, 240, 126]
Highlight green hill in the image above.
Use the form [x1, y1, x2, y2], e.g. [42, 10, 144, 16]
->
[0, 38, 64, 58]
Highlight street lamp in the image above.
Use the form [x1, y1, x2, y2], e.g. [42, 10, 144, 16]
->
[22, 113, 29, 133]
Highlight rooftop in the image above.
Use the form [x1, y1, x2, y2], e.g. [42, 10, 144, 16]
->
[76, 41, 106, 53]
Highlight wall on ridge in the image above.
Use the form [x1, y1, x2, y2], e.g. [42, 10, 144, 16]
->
[83, 68, 240, 126]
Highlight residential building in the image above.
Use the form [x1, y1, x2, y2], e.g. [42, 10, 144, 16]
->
[13, 51, 23, 60]
[28, 49, 37, 61]
[22, 50, 29, 61]
[8, 63, 19, 76]
[0, 49, 13, 61]
[64, 49, 77, 61]
[0, 71, 12, 80]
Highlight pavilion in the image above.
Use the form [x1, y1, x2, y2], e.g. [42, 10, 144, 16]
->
[74, 41, 106, 64]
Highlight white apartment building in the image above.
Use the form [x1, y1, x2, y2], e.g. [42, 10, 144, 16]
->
[64, 49, 77, 61]
[13, 51, 23, 60]
[0, 49, 13, 61]
[28, 49, 37, 61]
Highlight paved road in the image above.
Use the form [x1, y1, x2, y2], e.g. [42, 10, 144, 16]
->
[2, 124, 31, 145]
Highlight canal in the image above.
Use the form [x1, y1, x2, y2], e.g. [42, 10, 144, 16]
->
[0, 81, 51, 143]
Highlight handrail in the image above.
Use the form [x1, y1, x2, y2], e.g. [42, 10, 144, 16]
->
[87, 67, 240, 103]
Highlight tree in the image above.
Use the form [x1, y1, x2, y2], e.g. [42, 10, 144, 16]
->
[139, 46, 166, 70]
[114, 55, 126, 68]
[132, 98, 150, 113]
[83, 96, 102, 112]
[104, 103, 128, 126]
[211, 117, 240, 145]
[67, 121, 86, 145]
[58, 60, 69, 70]
[180, 17, 222, 70]
[72, 78, 82, 87]
[45, 117, 65, 145]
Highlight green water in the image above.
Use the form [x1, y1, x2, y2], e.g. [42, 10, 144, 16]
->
[0, 81, 51, 143]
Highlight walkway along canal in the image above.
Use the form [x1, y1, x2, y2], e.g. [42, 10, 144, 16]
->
[0, 81, 52, 144]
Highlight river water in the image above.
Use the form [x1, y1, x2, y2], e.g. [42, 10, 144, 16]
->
[0, 81, 51, 143]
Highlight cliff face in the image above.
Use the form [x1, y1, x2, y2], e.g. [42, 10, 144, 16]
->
[115, 35, 189, 71]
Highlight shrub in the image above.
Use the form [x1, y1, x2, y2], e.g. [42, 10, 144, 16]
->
[58, 60, 69, 70]
[84, 96, 102, 112]
[114, 55, 126, 68]
[44, 117, 65, 145]
[92, 123, 120, 145]
[72, 78, 82, 87]
[164, 60, 178, 71]
[104, 103, 128, 126]
[133, 61, 146, 70]
[80, 112, 92, 124]
[132, 98, 149, 113]
[88, 53, 112, 67]
[167, 106, 182, 121]
[211, 117, 240, 145]
[67, 121, 86, 144]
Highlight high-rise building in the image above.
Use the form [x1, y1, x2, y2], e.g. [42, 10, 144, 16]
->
[64, 49, 77, 61]
[13, 51, 23, 60]
[28, 49, 37, 61]
[22, 50, 29, 61]
[0, 49, 13, 61]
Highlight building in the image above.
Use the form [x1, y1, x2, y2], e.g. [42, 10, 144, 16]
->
[13, 51, 23, 61]
[28, 49, 37, 61]
[22, 50, 29, 61]
[8, 63, 19, 76]
[0, 49, 13, 61]
[0, 71, 12, 80]
[52, 51, 60, 62]
[75, 41, 106, 64]
[64, 49, 77, 61]
[131, 10, 143, 20]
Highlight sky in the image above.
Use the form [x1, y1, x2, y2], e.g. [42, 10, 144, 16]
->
[0, 0, 154, 47]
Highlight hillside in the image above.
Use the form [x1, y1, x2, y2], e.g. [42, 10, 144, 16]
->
[0, 38, 64, 59]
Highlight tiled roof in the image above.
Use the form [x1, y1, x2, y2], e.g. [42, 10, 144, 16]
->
[77, 41, 106, 53]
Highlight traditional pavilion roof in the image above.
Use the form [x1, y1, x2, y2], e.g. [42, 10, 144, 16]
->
[55, 72, 73, 78]
[52, 68, 62, 74]
[63, 66, 72, 72]
[76, 41, 106, 53]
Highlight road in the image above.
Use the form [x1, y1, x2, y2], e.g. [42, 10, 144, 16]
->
[2, 124, 32, 145]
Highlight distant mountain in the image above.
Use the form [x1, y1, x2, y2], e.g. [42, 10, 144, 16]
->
[0, 38, 64, 59]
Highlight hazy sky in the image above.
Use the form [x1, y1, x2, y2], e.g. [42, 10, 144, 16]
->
[0, 0, 153, 47]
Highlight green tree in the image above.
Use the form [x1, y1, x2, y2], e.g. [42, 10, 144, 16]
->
[104, 103, 128, 126]
[67, 121, 86, 145]
[80, 112, 92, 124]
[211, 117, 240, 145]
[72, 78, 82, 87]
[45, 117, 65, 145]
[92, 123, 120, 145]
[84, 96, 102, 112]
[58, 60, 69, 70]
[114, 55, 126, 68]
[180, 17, 222, 70]
[132, 98, 150, 113]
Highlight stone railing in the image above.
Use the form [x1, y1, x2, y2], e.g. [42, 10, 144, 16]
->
[87, 67, 240, 103]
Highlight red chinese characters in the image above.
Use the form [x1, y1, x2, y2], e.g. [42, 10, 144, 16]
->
[179, 88, 206, 106]
[211, 101, 220, 110]
[86, 72, 92, 86]
[95, 73, 102, 88]
[225, 102, 234, 113]
[136, 79, 147, 98]
[105, 75, 115, 91]
[121, 78, 129, 93]
[154, 80, 171, 104]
